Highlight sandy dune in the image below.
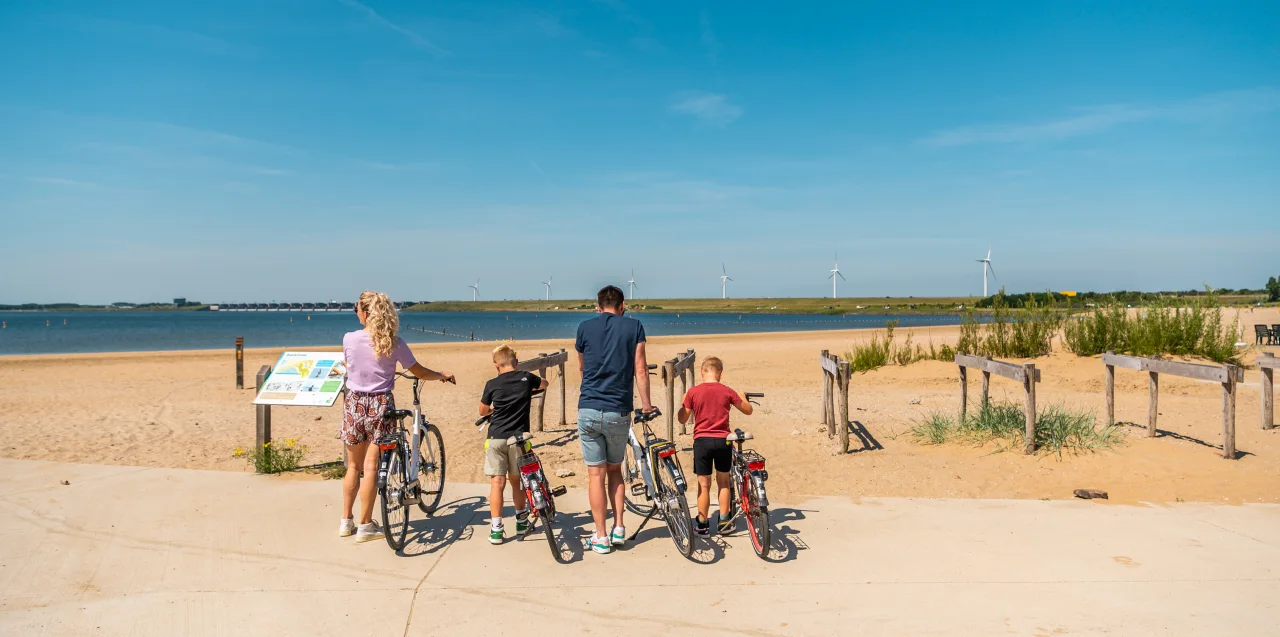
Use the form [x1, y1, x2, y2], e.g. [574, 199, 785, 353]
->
[1, 310, 1278, 504]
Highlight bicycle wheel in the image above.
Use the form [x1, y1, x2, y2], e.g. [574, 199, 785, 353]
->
[622, 440, 653, 516]
[657, 457, 694, 559]
[380, 446, 410, 551]
[416, 423, 446, 514]
[743, 477, 770, 559]
[538, 485, 566, 563]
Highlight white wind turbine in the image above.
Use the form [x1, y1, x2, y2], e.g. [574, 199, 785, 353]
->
[468, 279, 480, 302]
[541, 276, 553, 301]
[719, 262, 733, 299]
[828, 254, 847, 299]
[977, 249, 996, 297]
[627, 269, 638, 299]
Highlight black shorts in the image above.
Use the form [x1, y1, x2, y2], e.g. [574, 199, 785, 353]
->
[692, 437, 732, 476]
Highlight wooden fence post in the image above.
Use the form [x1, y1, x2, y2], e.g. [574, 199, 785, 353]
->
[533, 353, 548, 432]
[255, 365, 272, 459]
[1261, 353, 1274, 431]
[664, 359, 677, 440]
[688, 350, 697, 388]
[837, 360, 851, 454]
[1104, 351, 1115, 426]
[958, 364, 968, 423]
[1023, 363, 1037, 455]
[557, 353, 567, 427]
[1222, 365, 1237, 460]
[235, 337, 244, 389]
[820, 349, 831, 431]
[980, 368, 990, 411]
[1148, 371, 1159, 437]
[825, 354, 836, 434]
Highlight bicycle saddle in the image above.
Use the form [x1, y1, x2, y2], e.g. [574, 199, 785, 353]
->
[388, 409, 414, 420]
[512, 432, 535, 443]
[725, 431, 753, 442]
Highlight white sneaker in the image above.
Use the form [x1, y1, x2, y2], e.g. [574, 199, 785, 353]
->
[355, 521, 384, 543]
[338, 518, 356, 537]
[611, 526, 626, 546]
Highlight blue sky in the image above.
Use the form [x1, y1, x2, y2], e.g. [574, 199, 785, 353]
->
[1, 1, 1277, 304]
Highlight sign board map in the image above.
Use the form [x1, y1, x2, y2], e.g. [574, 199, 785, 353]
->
[253, 351, 346, 406]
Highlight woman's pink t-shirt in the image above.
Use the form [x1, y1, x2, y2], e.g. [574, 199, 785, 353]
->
[342, 330, 418, 393]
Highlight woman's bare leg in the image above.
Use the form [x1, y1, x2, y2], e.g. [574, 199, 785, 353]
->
[342, 442, 369, 520]
[359, 443, 381, 524]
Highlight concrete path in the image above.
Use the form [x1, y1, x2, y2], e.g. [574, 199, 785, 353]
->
[0, 458, 1275, 636]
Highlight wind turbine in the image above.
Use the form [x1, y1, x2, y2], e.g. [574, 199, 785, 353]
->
[720, 262, 733, 299]
[977, 249, 996, 297]
[468, 279, 480, 302]
[828, 254, 847, 299]
[627, 270, 637, 299]
[541, 276, 553, 301]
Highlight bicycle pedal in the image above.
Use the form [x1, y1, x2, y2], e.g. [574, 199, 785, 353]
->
[550, 485, 567, 497]
[630, 484, 646, 497]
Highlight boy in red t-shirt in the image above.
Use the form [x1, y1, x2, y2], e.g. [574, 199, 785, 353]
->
[677, 356, 754, 536]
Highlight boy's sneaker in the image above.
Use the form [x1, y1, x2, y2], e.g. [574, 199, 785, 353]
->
[515, 510, 532, 537]
[489, 526, 505, 545]
[716, 512, 735, 536]
[354, 521, 384, 543]
[611, 526, 626, 546]
[338, 518, 356, 537]
[590, 534, 613, 554]
[694, 515, 710, 536]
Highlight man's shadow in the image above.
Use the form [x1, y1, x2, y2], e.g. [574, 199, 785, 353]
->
[399, 496, 486, 557]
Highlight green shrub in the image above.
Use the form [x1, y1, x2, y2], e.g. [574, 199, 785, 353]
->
[234, 438, 307, 474]
[910, 402, 1126, 455]
[1063, 294, 1241, 363]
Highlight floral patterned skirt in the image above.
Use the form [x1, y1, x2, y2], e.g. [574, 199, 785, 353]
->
[339, 390, 395, 446]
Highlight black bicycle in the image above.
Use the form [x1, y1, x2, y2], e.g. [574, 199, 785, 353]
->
[724, 392, 771, 558]
[475, 390, 569, 562]
[626, 408, 695, 559]
[376, 371, 450, 551]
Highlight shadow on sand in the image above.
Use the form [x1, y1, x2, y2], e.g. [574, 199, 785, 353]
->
[1121, 421, 1252, 459]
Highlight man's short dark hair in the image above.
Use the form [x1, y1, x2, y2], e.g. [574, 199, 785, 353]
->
[597, 285, 625, 310]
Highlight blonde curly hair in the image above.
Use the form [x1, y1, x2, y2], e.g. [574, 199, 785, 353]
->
[357, 291, 399, 358]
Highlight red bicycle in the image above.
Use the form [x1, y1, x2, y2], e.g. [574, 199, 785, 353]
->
[725, 392, 771, 558]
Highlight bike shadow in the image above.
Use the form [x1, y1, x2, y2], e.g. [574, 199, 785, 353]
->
[625, 519, 727, 565]
[542, 510, 591, 564]
[398, 496, 485, 558]
[718, 507, 813, 563]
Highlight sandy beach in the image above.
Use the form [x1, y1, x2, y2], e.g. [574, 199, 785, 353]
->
[2, 311, 1278, 505]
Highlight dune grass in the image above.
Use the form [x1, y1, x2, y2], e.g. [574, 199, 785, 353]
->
[911, 402, 1127, 455]
[1063, 295, 1241, 364]
[845, 321, 956, 372]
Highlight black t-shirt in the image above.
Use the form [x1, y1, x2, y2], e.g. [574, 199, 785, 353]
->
[481, 370, 542, 439]
[575, 312, 647, 412]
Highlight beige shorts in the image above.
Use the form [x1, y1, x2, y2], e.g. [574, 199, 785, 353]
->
[484, 437, 530, 477]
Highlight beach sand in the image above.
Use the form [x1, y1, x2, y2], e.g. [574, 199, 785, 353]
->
[2, 310, 1278, 505]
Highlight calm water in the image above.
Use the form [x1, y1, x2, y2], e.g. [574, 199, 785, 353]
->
[0, 310, 969, 355]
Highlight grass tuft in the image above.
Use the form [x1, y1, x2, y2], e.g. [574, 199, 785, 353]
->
[910, 402, 1126, 455]
[234, 438, 307, 474]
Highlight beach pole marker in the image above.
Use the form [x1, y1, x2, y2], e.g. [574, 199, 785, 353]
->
[235, 337, 245, 389]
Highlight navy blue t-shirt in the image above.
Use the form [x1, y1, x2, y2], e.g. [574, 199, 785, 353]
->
[575, 313, 647, 413]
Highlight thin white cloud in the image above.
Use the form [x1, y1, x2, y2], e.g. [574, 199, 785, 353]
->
[699, 10, 720, 66]
[670, 92, 743, 126]
[337, 0, 450, 57]
[66, 16, 252, 58]
[922, 87, 1280, 147]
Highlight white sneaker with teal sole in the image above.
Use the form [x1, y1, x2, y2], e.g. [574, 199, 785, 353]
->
[610, 526, 626, 546]
[591, 534, 613, 554]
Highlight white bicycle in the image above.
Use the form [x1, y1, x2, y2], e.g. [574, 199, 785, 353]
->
[375, 371, 451, 551]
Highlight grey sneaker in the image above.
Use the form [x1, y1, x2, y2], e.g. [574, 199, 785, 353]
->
[338, 518, 356, 537]
[355, 521, 384, 543]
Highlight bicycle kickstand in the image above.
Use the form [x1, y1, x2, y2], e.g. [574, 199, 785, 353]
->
[627, 507, 659, 542]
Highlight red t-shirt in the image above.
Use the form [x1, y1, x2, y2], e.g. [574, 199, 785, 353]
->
[682, 382, 742, 439]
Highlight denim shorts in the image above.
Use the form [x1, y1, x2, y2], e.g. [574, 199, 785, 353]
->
[577, 408, 631, 466]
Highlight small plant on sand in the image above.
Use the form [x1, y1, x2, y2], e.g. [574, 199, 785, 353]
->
[235, 438, 307, 474]
[910, 402, 1126, 455]
[847, 321, 895, 372]
[317, 458, 347, 480]
[1063, 292, 1241, 364]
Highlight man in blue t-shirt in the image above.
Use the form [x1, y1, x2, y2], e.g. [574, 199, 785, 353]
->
[575, 285, 654, 554]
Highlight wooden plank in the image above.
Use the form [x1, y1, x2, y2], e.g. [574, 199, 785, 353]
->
[837, 361, 851, 454]
[1148, 372, 1159, 438]
[954, 353, 986, 369]
[672, 349, 697, 375]
[820, 353, 840, 376]
[516, 349, 568, 372]
[1101, 352, 1144, 371]
[1257, 352, 1280, 370]
[1222, 367, 1237, 460]
[954, 353, 1035, 383]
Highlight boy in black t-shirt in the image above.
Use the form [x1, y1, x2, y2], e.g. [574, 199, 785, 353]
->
[479, 344, 549, 544]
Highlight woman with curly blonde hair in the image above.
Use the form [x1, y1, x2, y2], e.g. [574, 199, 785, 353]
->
[339, 291, 454, 542]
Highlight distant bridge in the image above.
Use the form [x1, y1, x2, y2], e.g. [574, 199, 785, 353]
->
[208, 301, 424, 312]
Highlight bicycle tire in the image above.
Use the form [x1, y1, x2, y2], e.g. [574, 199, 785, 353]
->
[744, 477, 770, 559]
[539, 485, 565, 563]
[416, 423, 446, 514]
[622, 440, 653, 516]
[380, 446, 410, 551]
[657, 457, 694, 559]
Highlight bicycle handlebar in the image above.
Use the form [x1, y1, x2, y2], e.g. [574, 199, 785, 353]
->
[396, 370, 456, 384]
[745, 392, 764, 405]
[633, 407, 662, 423]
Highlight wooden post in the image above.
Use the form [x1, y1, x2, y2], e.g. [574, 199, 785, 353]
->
[1222, 365, 1237, 460]
[1104, 351, 1115, 426]
[958, 365, 968, 423]
[837, 360, 851, 454]
[678, 366, 689, 435]
[980, 369, 990, 411]
[688, 350, 697, 388]
[825, 354, 836, 435]
[664, 359, 677, 440]
[1148, 371, 1159, 438]
[1023, 363, 1037, 455]
[557, 356, 567, 427]
[255, 365, 272, 461]
[824, 347, 834, 432]
[533, 353, 548, 432]
[235, 337, 245, 389]
[1262, 353, 1274, 431]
